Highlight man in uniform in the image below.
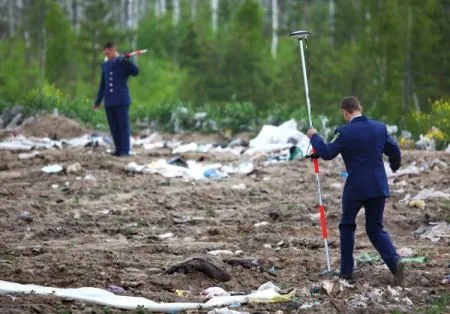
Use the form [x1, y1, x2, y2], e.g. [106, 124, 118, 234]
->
[306, 96, 404, 285]
[93, 41, 139, 157]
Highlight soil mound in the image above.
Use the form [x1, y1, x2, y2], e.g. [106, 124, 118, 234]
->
[22, 115, 88, 139]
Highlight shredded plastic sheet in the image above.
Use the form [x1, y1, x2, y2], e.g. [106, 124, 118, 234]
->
[126, 160, 254, 180]
[246, 120, 309, 156]
[0, 280, 295, 312]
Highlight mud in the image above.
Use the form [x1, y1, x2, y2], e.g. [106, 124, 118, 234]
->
[0, 144, 449, 313]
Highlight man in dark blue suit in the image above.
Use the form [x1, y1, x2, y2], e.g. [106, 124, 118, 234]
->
[307, 96, 404, 285]
[93, 41, 139, 157]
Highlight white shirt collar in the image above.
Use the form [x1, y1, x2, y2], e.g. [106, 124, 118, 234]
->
[350, 114, 362, 122]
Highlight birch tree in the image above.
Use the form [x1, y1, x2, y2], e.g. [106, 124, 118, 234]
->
[173, 0, 180, 26]
[271, 0, 278, 58]
[211, 0, 219, 33]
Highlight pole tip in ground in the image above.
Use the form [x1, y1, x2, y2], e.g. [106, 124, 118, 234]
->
[289, 30, 312, 40]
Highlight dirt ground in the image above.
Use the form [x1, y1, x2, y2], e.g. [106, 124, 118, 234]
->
[0, 140, 448, 313]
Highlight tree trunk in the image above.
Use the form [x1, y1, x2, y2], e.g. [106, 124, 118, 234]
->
[8, 0, 15, 37]
[329, 0, 334, 43]
[271, 0, 278, 58]
[173, 0, 180, 26]
[160, 0, 166, 15]
[211, 0, 219, 33]
[190, 0, 197, 20]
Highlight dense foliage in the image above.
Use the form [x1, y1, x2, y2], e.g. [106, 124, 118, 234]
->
[0, 0, 449, 137]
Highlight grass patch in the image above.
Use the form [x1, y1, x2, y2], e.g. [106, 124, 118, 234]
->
[426, 293, 450, 314]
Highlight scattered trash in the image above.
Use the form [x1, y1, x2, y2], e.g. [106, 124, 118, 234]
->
[387, 285, 400, 298]
[17, 211, 33, 223]
[412, 188, 450, 200]
[232, 183, 246, 190]
[398, 247, 414, 257]
[408, 199, 426, 210]
[106, 285, 126, 294]
[164, 258, 231, 282]
[175, 289, 191, 297]
[401, 296, 414, 306]
[299, 301, 321, 309]
[441, 275, 450, 285]
[257, 281, 281, 293]
[67, 162, 82, 174]
[288, 146, 304, 160]
[41, 164, 63, 174]
[18, 151, 40, 160]
[173, 143, 200, 154]
[0, 279, 298, 311]
[339, 171, 348, 179]
[402, 256, 427, 263]
[208, 308, 249, 314]
[254, 221, 269, 228]
[368, 288, 383, 303]
[357, 252, 381, 265]
[386, 162, 421, 177]
[247, 120, 309, 157]
[208, 250, 235, 256]
[330, 182, 342, 189]
[84, 174, 96, 181]
[168, 156, 188, 168]
[349, 294, 369, 308]
[387, 125, 398, 135]
[414, 222, 449, 242]
[223, 258, 276, 276]
[158, 232, 174, 240]
[322, 280, 334, 295]
[201, 287, 231, 299]
[51, 184, 59, 189]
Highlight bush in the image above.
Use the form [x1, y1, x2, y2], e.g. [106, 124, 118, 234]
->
[24, 84, 107, 128]
[406, 99, 450, 148]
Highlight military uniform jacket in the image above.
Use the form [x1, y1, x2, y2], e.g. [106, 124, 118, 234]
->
[95, 55, 139, 107]
[310, 116, 401, 201]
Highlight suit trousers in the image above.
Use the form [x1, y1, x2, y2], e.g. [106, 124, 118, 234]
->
[105, 105, 130, 155]
[339, 197, 400, 276]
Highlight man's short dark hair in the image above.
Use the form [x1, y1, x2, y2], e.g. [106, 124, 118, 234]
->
[341, 96, 362, 113]
[103, 41, 116, 49]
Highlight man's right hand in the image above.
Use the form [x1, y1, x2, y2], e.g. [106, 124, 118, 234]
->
[92, 104, 101, 110]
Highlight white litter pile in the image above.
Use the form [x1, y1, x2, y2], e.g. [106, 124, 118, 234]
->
[246, 119, 309, 157]
[126, 160, 254, 180]
[0, 134, 109, 151]
[0, 280, 293, 312]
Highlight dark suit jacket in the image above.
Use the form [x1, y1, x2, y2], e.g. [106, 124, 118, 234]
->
[95, 56, 139, 107]
[310, 115, 401, 201]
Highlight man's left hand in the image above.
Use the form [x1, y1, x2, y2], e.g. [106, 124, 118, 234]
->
[307, 128, 317, 138]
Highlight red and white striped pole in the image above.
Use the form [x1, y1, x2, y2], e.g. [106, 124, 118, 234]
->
[124, 49, 148, 58]
[290, 30, 331, 272]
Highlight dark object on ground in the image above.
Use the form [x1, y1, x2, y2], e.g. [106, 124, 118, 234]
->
[168, 156, 188, 168]
[223, 258, 276, 276]
[164, 258, 231, 282]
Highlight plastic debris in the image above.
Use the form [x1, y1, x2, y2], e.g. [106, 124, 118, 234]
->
[18, 151, 40, 160]
[414, 222, 449, 242]
[408, 199, 426, 210]
[175, 289, 191, 297]
[173, 143, 200, 154]
[339, 171, 348, 179]
[41, 164, 63, 174]
[84, 174, 96, 181]
[387, 285, 400, 298]
[254, 221, 269, 228]
[402, 256, 427, 263]
[257, 281, 281, 293]
[168, 156, 188, 168]
[67, 162, 82, 174]
[106, 285, 126, 294]
[385, 162, 421, 177]
[357, 252, 381, 265]
[322, 280, 334, 295]
[246, 120, 309, 156]
[441, 275, 450, 285]
[386, 125, 398, 135]
[398, 247, 414, 257]
[165, 258, 231, 282]
[330, 182, 343, 189]
[201, 287, 231, 299]
[0, 279, 297, 311]
[412, 188, 450, 200]
[349, 295, 369, 308]
[208, 250, 235, 256]
[208, 308, 249, 314]
[368, 288, 383, 303]
[299, 301, 321, 309]
[17, 211, 33, 223]
[402, 297, 414, 306]
[232, 183, 246, 190]
[158, 232, 174, 239]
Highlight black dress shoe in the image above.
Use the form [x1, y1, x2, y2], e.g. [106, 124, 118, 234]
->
[392, 260, 405, 286]
[338, 273, 356, 284]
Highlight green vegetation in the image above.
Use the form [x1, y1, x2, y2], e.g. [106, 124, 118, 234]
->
[0, 0, 449, 139]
